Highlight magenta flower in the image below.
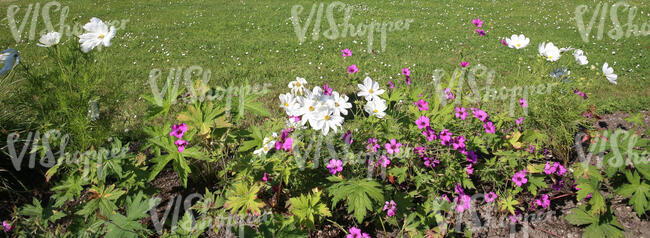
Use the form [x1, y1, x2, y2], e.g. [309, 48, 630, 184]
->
[535, 194, 551, 209]
[170, 123, 188, 138]
[466, 164, 474, 176]
[452, 136, 466, 151]
[414, 99, 429, 111]
[342, 130, 354, 145]
[485, 192, 498, 203]
[383, 200, 398, 217]
[366, 138, 380, 152]
[476, 28, 485, 36]
[483, 122, 496, 134]
[423, 126, 437, 141]
[471, 108, 489, 122]
[472, 18, 483, 27]
[2, 221, 11, 232]
[455, 183, 464, 195]
[443, 88, 455, 100]
[323, 84, 333, 95]
[466, 150, 478, 163]
[512, 170, 528, 187]
[401, 68, 411, 76]
[415, 116, 430, 129]
[414, 146, 425, 157]
[385, 139, 402, 154]
[553, 180, 563, 191]
[347, 65, 358, 74]
[439, 129, 453, 145]
[455, 107, 467, 120]
[387, 81, 394, 89]
[501, 38, 508, 46]
[574, 89, 588, 99]
[526, 145, 535, 154]
[282, 137, 293, 151]
[460, 61, 469, 68]
[262, 172, 270, 182]
[555, 163, 566, 175]
[405, 75, 411, 85]
[544, 161, 557, 175]
[346, 227, 370, 238]
[326, 159, 343, 175]
[377, 155, 391, 168]
[516, 117, 524, 125]
[519, 98, 528, 108]
[341, 48, 352, 58]
[510, 210, 521, 223]
[423, 157, 440, 168]
[441, 194, 451, 202]
[455, 194, 472, 213]
[174, 139, 188, 153]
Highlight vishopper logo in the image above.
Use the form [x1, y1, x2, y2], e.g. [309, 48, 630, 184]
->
[5, 130, 128, 177]
[575, 1, 650, 42]
[574, 130, 649, 169]
[3, 1, 129, 44]
[429, 65, 558, 117]
[148, 192, 271, 236]
[147, 65, 271, 117]
[290, 1, 414, 52]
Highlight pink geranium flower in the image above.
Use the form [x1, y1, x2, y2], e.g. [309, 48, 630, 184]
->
[387, 81, 394, 89]
[439, 129, 453, 145]
[516, 117, 524, 125]
[483, 122, 496, 134]
[414, 99, 429, 111]
[485, 192, 498, 203]
[341, 48, 352, 58]
[2, 221, 11, 232]
[455, 107, 467, 120]
[535, 194, 551, 209]
[347, 65, 358, 74]
[323, 84, 333, 95]
[170, 123, 188, 138]
[512, 170, 528, 187]
[174, 139, 188, 153]
[326, 159, 343, 175]
[262, 173, 270, 182]
[383, 200, 398, 217]
[443, 88, 455, 100]
[472, 18, 483, 27]
[385, 139, 402, 154]
[519, 98, 528, 108]
[346, 227, 370, 238]
[342, 130, 354, 145]
[460, 61, 469, 68]
[423, 126, 437, 141]
[471, 108, 489, 122]
[401, 68, 411, 76]
[415, 116, 430, 129]
[476, 28, 485, 36]
[423, 157, 439, 168]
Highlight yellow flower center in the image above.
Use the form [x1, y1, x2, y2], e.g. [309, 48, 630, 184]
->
[295, 82, 301, 87]
[99, 33, 105, 39]
[373, 109, 378, 113]
[324, 115, 330, 120]
[284, 103, 289, 107]
[335, 102, 339, 107]
[516, 43, 521, 47]
[369, 89, 374, 93]
[548, 56, 552, 59]
[309, 106, 314, 111]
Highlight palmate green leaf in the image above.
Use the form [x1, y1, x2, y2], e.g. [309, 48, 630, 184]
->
[224, 182, 265, 216]
[51, 174, 86, 207]
[616, 170, 650, 216]
[103, 192, 158, 238]
[526, 175, 547, 196]
[327, 177, 384, 223]
[567, 206, 624, 238]
[576, 180, 606, 215]
[288, 190, 331, 229]
[19, 198, 66, 226]
[76, 184, 126, 218]
[498, 195, 519, 215]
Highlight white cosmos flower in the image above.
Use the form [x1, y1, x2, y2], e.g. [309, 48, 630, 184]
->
[357, 77, 385, 102]
[37, 32, 62, 47]
[572, 49, 588, 65]
[253, 137, 276, 156]
[313, 111, 343, 135]
[288, 77, 307, 95]
[331, 92, 352, 116]
[79, 17, 116, 53]
[505, 34, 529, 49]
[365, 99, 387, 118]
[602, 62, 617, 85]
[279, 93, 298, 115]
[538, 42, 561, 62]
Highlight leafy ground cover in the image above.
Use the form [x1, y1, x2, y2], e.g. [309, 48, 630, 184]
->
[0, 0, 648, 237]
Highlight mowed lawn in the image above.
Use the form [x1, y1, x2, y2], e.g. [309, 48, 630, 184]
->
[1, 0, 648, 134]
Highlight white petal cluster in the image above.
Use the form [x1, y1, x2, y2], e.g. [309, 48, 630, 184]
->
[538, 42, 561, 61]
[37, 32, 62, 47]
[357, 77, 387, 119]
[282, 78, 351, 135]
[505, 34, 530, 49]
[79, 17, 116, 53]
[253, 136, 276, 156]
[572, 49, 589, 65]
[602, 62, 618, 85]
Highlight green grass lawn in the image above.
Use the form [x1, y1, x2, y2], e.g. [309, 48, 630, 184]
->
[2, 0, 648, 134]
